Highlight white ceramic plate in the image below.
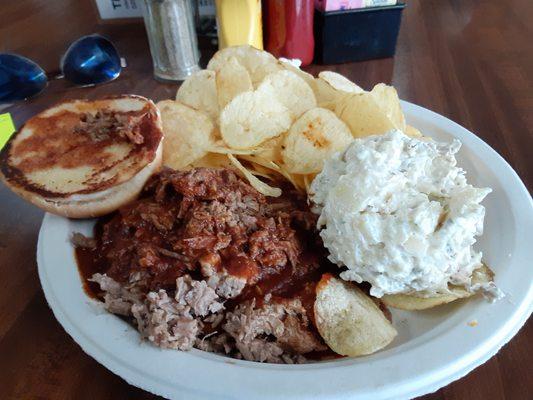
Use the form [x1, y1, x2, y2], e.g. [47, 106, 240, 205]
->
[37, 100, 533, 400]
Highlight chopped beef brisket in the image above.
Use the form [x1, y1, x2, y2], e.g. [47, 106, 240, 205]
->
[76, 168, 333, 362]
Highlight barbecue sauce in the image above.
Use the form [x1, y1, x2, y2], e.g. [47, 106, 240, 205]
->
[74, 219, 109, 299]
[75, 245, 104, 299]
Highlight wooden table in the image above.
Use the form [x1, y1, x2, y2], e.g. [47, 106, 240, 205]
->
[0, 0, 531, 399]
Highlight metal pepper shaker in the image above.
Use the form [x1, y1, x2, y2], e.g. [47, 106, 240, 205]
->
[142, 0, 200, 82]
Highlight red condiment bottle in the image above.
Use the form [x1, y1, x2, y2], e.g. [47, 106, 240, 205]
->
[265, 0, 315, 66]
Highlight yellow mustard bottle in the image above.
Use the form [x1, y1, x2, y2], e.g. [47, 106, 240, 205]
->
[215, 0, 263, 49]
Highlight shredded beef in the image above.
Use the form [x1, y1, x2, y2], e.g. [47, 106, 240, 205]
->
[131, 290, 199, 350]
[222, 298, 326, 363]
[175, 275, 224, 316]
[74, 110, 146, 144]
[200, 261, 247, 299]
[71, 232, 97, 249]
[90, 273, 144, 316]
[96, 168, 322, 297]
[82, 168, 331, 363]
[91, 273, 224, 351]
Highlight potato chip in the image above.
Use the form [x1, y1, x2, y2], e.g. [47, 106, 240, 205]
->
[334, 93, 396, 138]
[227, 154, 282, 197]
[283, 171, 306, 191]
[189, 153, 232, 169]
[209, 142, 258, 155]
[314, 274, 397, 357]
[249, 169, 274, 180]
[314, 71, 364, 109]
[278, 58, 316, 91]
[207, 45, 282, 87]
[303, 174, 315, 192]
[382, 264, 495, 311]
[239, 154, 300, 190]
[240, 154, 281, 172]
[246, 160, 284, 181]
[215, 57, 253, 109]
[381, 292, 458, 311]
[246, 160, 276, 176]
[254, 135, 284, 163]
[257, 70, 317, 119]
[319, 71, 364, 94]
[220, 90, 292, 149]
[282, 108, 353, 174]
[370, 83, 406, 130]
[444, 263, 495, 299]
[176, 70, 218, 121]
[314, 81, 343, 109]
[209, 148, 257, 155]
[466, 262, 494, 285]
[157, 100, 216, 170]
[405, 125, 423, 138]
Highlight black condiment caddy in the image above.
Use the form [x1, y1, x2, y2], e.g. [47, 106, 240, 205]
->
[314, 2, 406, 64]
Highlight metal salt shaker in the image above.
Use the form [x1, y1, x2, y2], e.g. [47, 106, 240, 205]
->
[142, 0, 200, 81]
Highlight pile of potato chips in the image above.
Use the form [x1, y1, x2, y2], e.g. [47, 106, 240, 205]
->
[157, 45, 421, 196]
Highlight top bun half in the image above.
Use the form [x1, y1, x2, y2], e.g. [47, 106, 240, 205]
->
[0, 95, 164, 218]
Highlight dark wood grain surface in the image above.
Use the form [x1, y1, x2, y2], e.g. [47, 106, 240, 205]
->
[0, 0, 531, 399]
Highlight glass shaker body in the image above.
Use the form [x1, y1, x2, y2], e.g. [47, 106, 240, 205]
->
[142, 0, 200, 81]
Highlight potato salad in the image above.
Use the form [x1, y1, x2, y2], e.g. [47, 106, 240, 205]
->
[310, 130, 493, 297]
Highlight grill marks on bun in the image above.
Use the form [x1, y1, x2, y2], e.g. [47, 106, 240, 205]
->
[0, 95, 164, 218]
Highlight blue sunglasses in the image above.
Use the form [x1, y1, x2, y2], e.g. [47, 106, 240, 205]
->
[0, 34, 122, 103]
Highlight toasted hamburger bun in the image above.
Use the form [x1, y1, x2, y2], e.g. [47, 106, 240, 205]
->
[0, 95, 163, 218]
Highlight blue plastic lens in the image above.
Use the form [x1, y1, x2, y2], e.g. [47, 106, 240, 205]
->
[61, 34, 121, 86]
[0, 54, 47, 103]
